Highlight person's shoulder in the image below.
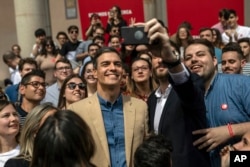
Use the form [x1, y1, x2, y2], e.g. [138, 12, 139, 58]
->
[123, 95, 147, 106]
[5, 158, 29, 167]
[5, 84, 18, 92]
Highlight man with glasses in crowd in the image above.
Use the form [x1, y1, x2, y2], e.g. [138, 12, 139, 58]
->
[5, 58, 38, 104]
[17, 69, 46, 126]
[42, 58, 73, 107]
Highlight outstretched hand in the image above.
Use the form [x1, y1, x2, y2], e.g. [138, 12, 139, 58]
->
[192, 126, 231, 152]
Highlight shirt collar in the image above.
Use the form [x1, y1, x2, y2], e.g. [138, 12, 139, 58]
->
[97, 93, 123, 106]
[155, 84, 172, 98]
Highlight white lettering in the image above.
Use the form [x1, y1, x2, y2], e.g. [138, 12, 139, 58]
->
[234, 155, 247, 162]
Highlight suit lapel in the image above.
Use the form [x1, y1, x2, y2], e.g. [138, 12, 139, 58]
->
[158, 89, 174, 132]
[123, 95, 135, 166]
[89, 94, 110, 164]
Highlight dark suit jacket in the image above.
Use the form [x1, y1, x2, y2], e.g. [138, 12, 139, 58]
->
[147, 73, 210, 167]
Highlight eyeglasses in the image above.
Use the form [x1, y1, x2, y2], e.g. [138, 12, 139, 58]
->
[25, 81, 48, 88]
[67, 82, 86, 90]
[70, 30, 78, 34]
[132, 66, 149, 72]
[56, 66, 72, 71]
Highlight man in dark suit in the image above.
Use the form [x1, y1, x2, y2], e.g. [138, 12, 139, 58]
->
[147, 40, 210, 166]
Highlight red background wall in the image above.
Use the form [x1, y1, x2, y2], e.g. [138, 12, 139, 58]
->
[78, 0, 244, 37]
[167, 0, 244, 35]
[78, 0, 144, 39]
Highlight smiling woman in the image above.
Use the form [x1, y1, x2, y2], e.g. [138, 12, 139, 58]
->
[58, 74, 87, 109]
[0, 100, 20, 167]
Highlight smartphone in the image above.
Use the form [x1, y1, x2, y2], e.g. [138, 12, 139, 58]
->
[121, 26, 149, 45]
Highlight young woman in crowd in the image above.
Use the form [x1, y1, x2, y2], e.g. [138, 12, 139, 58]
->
[30, 110, 96, 167]
[120, 44, 137, 66]
[4, 103, 58, 167]
[175, 25, 193, 59]
[106, 5, 127, 33]
[212, 28, 225, 49]
[128, 57, 156, 102]
[80, 60, 97, 97]
[0, 100, 20, 166]
[35, 38, 57, 85]
[58, 74, 87, 109]
[109, 35, 121, 51]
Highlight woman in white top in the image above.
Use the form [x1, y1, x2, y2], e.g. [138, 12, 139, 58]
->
[0, 100, 20, 166]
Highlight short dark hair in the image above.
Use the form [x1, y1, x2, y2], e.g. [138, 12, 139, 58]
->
[199, 27, 213, 35]
[238, 37, 250, 45]
[222, 42, 244, 59]
[19, 58, 38, 72]
[219, 8, 230, 20]
[56, 31, 68, 40]
[88, 43, 101, 52]
[30, 110, 96, 167]
[228, 9, 237, 17]
[93, 35, 105, 43]
[185, 39, 215, 58]
[54, 58, 72, 70]
[34, 28, 46, 37]
[67, 25, 79, 33]
[2, 51, 17, 64]
[20, 69, 45, 85]
[134, 134, 173, 167]
[93, 47, 121, 69]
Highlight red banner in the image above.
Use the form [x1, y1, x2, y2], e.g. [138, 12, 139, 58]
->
[78, 0, 145, 39]
[167, 0, 244, 35]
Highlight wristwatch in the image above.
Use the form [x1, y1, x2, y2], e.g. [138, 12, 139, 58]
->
[162, 50, 181, 69]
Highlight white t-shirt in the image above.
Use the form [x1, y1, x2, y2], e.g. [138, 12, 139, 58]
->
[9, 66, 21, 85]
[222, 25, 250, 44]
[0, 145, 20, 167]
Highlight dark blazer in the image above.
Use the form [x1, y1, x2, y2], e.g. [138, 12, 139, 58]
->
[147, 73, 210, 167]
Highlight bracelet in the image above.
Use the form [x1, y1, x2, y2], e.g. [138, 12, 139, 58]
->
[227, 123, 234, 137]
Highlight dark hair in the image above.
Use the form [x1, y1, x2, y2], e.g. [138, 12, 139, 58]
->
[199, 27, 213, 35]
[67, 25, 79, 33]
[93, 35, 105, 43]
[93, 47, 121, 69]
[80, 60, 94, 78]
[88, 43, 101, 52]
[57, 74, 86, 109]
[2, 51, 17, 64]
[56, 31, 69, 40]
[4, 79, 13, 88]
[185, 39, 215, 58]
[219, 8, 230, 20]
[40, 38, 57, 56]
[54, 58, 72, 70]
[222, 42, 244, 59]
[238, 37, 250, 45]
[134, 134, 173, 167]
[20, 70, 46, 85]
[19, 58, 38, 72]
[212, 28, 224, 49]
[228, 9, 237, 17]
[112, 5, 123, 20]
[90, 13, 100, 20]
[108, 35, 120, 43]
[34, 28, 46, 37]
[30, 110, 96, 167]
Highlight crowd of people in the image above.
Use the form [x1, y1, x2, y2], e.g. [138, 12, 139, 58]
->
[1, 6, 250, 167]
